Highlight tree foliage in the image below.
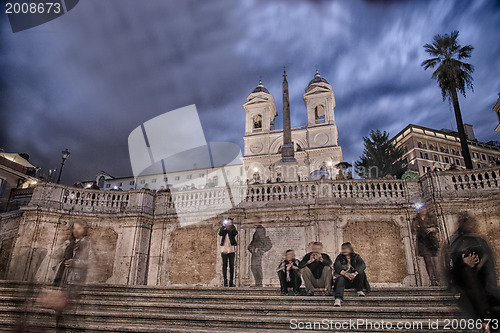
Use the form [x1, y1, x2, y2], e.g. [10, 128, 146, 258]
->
[421, 31, 474, 100]
[355, 130, 407, 179]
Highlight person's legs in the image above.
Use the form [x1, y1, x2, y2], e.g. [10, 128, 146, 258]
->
[278, 270, 288, 294]
[301, 267, 315, 294]
[423, 255, 437, 285]
[228, 252, 235, 287]
[320, 266, 333, 292]
[290, 269, 302, 294]
[334, 275, 346, 300]
[251, 255, 263, 287]
[352, 271, 365, 291]
[221, 253, 229, 286]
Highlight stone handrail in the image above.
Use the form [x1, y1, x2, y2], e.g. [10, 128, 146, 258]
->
[18, 166, 500, 215]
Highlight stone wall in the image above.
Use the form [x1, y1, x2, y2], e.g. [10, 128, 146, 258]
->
[1, 167, 499, 287]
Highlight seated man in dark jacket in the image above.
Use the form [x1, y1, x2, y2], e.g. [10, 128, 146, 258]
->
[333, 242, 370, 307]
[299, 242, 333, 296]
[276, 249, 301, 296]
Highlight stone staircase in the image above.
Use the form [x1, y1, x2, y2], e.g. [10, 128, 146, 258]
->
[0, 281, 473, 332]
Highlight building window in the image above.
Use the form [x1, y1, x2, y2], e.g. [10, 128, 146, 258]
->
[477, 164, 481, 168]
[418, 142, 426, 149]
[481, 154, 486, 160]
[140, 179, 145, 184]
[186, 174, 192, 180]
[118, 182, 122, 186]
[152, 179, 156, 183]
[199, 173, 204, 178]
[433, 154, 439, 162]
[106, 184, 111, 188]
[315, 104, 326, 123]
[213, 176, 219, 186]
[130, 181, 135, 185]
[444, 156, 450, 164]
[164, 177, 168, 182]
[98, 176, 105, 188]
[253, 114, 262, 131]
[175, 176, 180, 181]
[456, 159, 461, 166]
[420, 152, 428, 159]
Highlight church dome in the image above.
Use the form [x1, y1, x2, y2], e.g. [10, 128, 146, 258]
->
[251, 80, 269, 94]
[307, 71, 329, 86]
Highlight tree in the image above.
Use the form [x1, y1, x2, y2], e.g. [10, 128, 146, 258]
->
[355, 130, 407, 179]
[421, 31, 474, 169]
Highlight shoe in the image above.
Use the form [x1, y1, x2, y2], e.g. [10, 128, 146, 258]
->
[357, 291, 366, 297]
[281, 291, 289, 296]
[229, 281, 235, 287]
[334, 298, 342, 307]
[293, 290, 301, 296]
[306, 291, 314, 296]
[223, 280, 228, 287]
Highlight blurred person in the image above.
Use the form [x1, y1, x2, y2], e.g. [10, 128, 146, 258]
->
[248, 218, 272, 287]
[276, 249, 301, 296]
[413, 205, 441, 286]
[219, 218, 238, 287]
[333, 242, 370, 307]
[446, 212, 500, 332]
[54, 221, 91, 287]
[45, 220, 93, 332]
[299, 242, 333, 296]
[335, 170, 345, 180]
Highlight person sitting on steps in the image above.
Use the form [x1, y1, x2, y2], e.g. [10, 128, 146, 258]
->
[299, 242, 333, 296]
[277, 249, 302, 296]
[333, 242, 370, 307]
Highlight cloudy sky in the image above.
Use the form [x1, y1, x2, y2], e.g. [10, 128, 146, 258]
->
[1, 0, 499, 184]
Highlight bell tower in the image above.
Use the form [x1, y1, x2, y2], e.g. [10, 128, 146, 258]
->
[243, 80, 277, 135]
[303, 71, 339, 148]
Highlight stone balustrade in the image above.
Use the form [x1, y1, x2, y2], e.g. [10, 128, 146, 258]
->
[20, 166, 500, 215]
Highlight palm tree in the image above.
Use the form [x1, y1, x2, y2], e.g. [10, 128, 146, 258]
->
[421, 31, 474, 169]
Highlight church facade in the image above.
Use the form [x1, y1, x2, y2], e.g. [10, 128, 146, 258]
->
[243, 72, 343, 183]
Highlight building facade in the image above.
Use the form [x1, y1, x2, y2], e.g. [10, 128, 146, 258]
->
[0, 152, 38, 213]
[494, 92, 500, 132]
[392, 124, 500, 175]
[242, 72, 343, 183]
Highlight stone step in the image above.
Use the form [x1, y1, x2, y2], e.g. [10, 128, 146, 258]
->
[0, 310, 473, 332]
[0, 294, 457, 308]
[0, 284, 453, 297]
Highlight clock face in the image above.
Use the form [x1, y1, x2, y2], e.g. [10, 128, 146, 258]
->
[250, 142, 264, 153]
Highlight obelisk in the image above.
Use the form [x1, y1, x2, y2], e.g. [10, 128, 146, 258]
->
[279, 67, 298, 181]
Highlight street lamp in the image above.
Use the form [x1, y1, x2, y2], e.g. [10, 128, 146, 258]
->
[56, 148, 70, 184]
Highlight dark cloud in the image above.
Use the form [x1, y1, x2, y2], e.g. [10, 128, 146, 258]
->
[1, 0, 499, 184]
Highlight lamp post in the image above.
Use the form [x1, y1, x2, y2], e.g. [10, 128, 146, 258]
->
[56, 148, 70, 184]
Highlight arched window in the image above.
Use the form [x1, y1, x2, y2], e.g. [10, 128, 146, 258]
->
[98, 176, 105, 188]
[253, 114, 262, 131]
[296, 143, 302, 151]
[315, 104, 325, 123]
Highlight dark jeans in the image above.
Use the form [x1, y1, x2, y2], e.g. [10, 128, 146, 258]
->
[334, 271, 365, 300]
[221, 252, 235, 283]
[278, 269, 302, 293]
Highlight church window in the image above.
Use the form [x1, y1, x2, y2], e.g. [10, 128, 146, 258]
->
[213, 176, 219, 186]
[253, 114, 262, 131]
[315, 104, 325, 123]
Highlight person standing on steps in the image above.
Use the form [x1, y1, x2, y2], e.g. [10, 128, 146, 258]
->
[219, 218, 238, 287]
[299, 242, 333, 296]
[412, 204, 441, 286]
[276, 249, 302, 296]
[333, 242, 370, 307]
